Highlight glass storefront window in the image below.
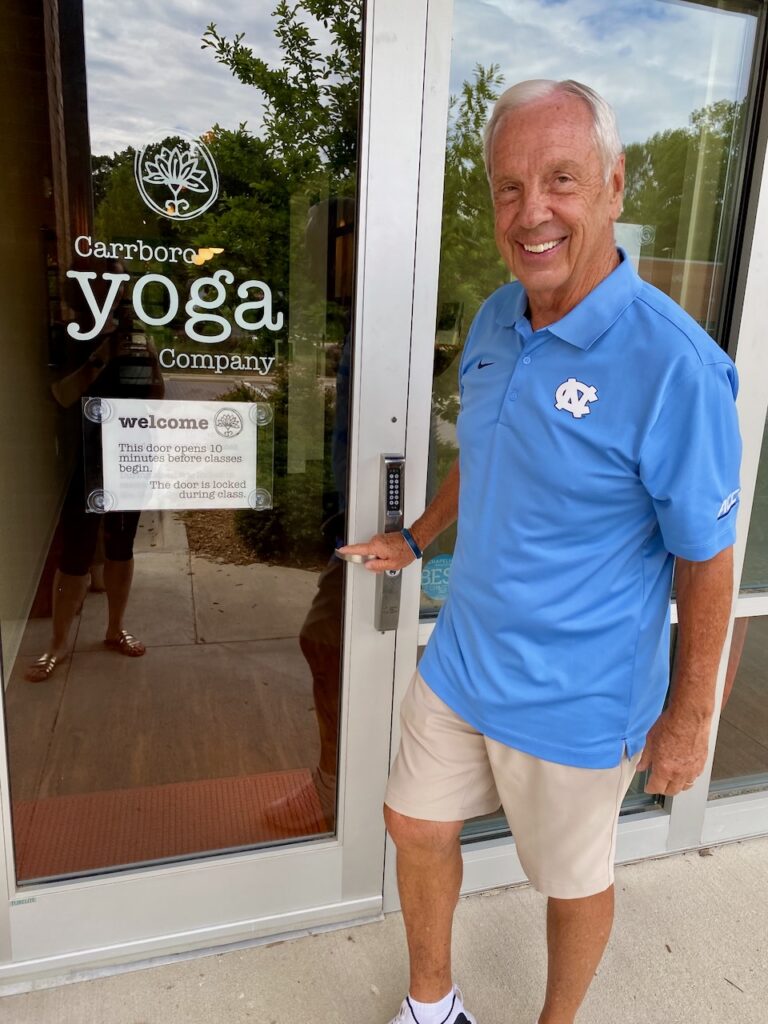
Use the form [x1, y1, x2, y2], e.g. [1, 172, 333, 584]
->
[740, 414, 768, 588]
[716, 415, 768, 796]
[710, 616, 768, 796]
[420, 0, 760, 619]
[2, 0, 363, 883]
[418, 0, 762, 839]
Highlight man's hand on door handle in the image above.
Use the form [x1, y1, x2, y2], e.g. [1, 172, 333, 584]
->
[338, 532, 416, 573]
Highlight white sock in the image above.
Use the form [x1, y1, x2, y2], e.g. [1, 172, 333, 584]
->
[407, 988, 456, 1024]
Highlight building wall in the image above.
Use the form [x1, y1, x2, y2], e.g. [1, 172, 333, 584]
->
[0, 1, 68, 679]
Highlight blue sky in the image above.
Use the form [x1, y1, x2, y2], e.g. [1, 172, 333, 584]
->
[84, 0, 757, 155]
[84, 0, 281, 153]
[449, 0, 757, 144]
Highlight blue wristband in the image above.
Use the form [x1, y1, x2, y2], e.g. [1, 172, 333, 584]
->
[401, 527, 423, 560]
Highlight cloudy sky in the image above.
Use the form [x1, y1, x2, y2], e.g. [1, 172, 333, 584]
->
[449, 0, 757, 144]
[84, 0, 757, 156]
[84, 0, 281, 153]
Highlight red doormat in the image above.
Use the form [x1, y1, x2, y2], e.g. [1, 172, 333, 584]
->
[12, 769, 329, 881]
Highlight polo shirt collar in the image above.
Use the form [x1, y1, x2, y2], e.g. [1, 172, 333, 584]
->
[495, 248, 642, 350]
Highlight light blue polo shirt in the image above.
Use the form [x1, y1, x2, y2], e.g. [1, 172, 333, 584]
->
[419, 252, 741, 768]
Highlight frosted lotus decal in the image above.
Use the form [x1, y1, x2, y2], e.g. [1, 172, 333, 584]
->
[134, 132, 219, 221]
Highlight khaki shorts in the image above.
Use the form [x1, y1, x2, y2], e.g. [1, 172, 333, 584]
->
[385, 672, 640, 899]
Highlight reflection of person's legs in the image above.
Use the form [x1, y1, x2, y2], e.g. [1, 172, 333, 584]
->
[89, 521, 106, 592]
[26, 570, 90, 680]
[299, 635, 340, 777]
[103, 511, 144, 656]
[263, 562, 342, 832]
[25, 477, 99, 682]
[104, 558, 137, 640]
[299, 559, 344, 776]
[51, 570, 90, 653]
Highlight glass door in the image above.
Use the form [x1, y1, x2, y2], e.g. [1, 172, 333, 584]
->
[387, 0, 767, 906]
[0, 0, 428, 978]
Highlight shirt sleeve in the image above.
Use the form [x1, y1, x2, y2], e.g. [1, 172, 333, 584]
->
[639, 360, 742, 561]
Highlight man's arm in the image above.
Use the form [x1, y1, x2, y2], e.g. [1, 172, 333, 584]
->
[638, 545, 734, 795]
[339, 458, 460, 573]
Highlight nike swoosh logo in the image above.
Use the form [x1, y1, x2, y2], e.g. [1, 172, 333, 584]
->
[478, 359, 495, 369]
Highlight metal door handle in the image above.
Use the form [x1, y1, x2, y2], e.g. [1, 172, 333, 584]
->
[374, 454, 405, 631]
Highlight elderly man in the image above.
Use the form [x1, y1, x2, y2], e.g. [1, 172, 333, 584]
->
[343, 79, 741, 1024]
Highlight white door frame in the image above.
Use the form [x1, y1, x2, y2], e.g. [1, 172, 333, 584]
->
[0, 0, 433, 984]
[384, 0, 768, 912]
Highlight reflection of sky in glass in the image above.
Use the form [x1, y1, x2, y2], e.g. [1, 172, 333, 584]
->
[451, 0, 757, 143]
[85, 0, 758, 155]
[84, 1, 285, 154]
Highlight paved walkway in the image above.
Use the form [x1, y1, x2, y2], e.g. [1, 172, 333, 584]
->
[3, 836, 766, 1024]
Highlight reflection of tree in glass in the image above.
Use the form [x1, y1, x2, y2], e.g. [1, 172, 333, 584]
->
[198, 4, 362, 568]
[93, 151, 146, 240]
[220, 375, 337, 569]
[433, 64, 508, 431]
[83, 5, 365, 576]
[90, 2, 363, 325]
[623, 99, 746, 263]
[202, 1, 362, 186]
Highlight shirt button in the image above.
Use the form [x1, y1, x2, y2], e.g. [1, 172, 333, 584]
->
[510, 390, 518, 401]
[523, 356, 531, 365]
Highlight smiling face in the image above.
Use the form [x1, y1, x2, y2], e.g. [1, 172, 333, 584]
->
[489, 91, 624, 328]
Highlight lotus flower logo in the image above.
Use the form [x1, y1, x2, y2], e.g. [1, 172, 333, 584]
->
[135, 132, 219, 221]
[214, 407, 244, 438]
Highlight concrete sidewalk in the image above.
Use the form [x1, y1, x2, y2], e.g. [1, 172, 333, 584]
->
[3, 836, 766, 1024]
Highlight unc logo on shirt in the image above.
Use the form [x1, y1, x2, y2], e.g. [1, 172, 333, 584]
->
[554, 378, 598, 419]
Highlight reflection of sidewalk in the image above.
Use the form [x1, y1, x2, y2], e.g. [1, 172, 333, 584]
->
[3, 837, 767, 1021]
[163, 373, 276, 402]
[80, 510, 319, 647]
[6, 510, 321, 803]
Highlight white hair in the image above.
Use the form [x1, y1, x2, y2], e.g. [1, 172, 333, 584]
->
[483, 79, 623, 182]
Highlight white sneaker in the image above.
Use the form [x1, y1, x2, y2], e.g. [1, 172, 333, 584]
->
[387, 986, 477, 1024]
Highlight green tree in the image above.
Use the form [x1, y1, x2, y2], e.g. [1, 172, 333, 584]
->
[186, 125, 292, 300]
[93, 154, 148, 241]
[197, 4, 363, 566]
[623, 99, 746, 262]
[201, 1, 362, 187]
[433, 65, 507, 427]
[438, 64, 506, 328]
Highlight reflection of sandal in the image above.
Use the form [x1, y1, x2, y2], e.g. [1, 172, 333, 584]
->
[104, 631, 146, 657]
[25, 653, 61, 683]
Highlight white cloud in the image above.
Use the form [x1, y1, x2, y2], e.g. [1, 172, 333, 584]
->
[84, 0, 283, 153]
[450, 0, 757, 144]
[83, 0, 758, 158]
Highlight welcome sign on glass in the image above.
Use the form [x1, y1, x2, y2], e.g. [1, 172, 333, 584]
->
[90, 398, 271, 511]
